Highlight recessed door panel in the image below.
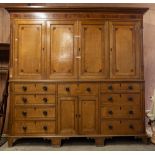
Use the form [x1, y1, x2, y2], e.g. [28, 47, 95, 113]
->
[110, 21, 141, 79]
[58, 97, 78, 135]
[79, 21, 109, 80]
[47, 21, 78, 80]
[79, 96, 99, 134]
[14, 20, 45, 79]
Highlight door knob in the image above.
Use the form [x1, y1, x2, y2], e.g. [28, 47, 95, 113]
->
[22, 86, 27, 91]
[43, 86, 48, 91]
[22, 97, 27, 103]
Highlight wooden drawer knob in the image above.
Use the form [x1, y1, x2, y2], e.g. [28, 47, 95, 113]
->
[22, 86, 27, 91]
[22, 126, 27, 132]
[129, 124, 134, 129]
[128, 97, 133, 101]
[129, 110, 134, 115]
[128, 85, 133, 90]
[43, 98, 48, 103]
[108, 85, 113, 90]
[22, 111, 27, 117]
[108, 110, 113, 115]
[66, 87, 70, 92]
[22, 97, 27, 103]
[108, 125, 113, 130]
[99, 69, 102, 72]
[86, 88, 91, 92]
[43, 126, 48, 131]
[43, 111, 48, 116]
[108, 96, 113, 102]
[43, 86, 48, 91]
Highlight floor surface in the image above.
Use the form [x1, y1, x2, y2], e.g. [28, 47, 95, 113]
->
[0, 137, 155, 151]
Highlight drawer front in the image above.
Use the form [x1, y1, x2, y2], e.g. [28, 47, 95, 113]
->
[101, 83, 141, 92]
[101, 94, 121, 105]
[35, 95, 55, 104]
[14, 83, 36, 93]
[15, 106, 55, 119]
[79, 83, 99, 95]
[15, 95, 36, 104]
[101, 120, 144, 135]
[36, 84, 56, 93]
[101, 83, 121, 92]
[121, 94, 140, 105]
[14, 121, 55, 134]
[58, 84, 78, 96]
[121, 83, 141, 92]
[15, 95, 56, 105]
[101, 105, 141, 119]
[101, 94, 140, 105]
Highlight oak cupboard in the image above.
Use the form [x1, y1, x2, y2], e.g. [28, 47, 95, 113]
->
[6, 6, 148, 147]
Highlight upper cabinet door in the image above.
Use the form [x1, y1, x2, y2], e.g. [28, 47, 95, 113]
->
[79, 21, 109, 80]
[13, 20, 45, 79]
[110, 21, 141, 79]
[47, 21, 78, 80]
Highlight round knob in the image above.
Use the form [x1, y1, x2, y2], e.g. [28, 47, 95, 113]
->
[22, 97, 27, 103]
[86, 88, 91, 92]
[66, 87, 70, 92]
[128, 85, 133, 90]
[22, 126, 27, 131]
[43, 86, 48, 91]
[22, 111, 27, 116]
[128, 97, 133, 101]
[43, 126, 48, 131]
[129, 124, 134, 129]
[43, 98, 48, 103]
[108, 110, 113, 115]
[108, 85, 113, 90]
[129, 110, 134, 115]
[108, 125, 113, 130]
[108, 96, 113, 102]
[22, 86, 27, 91]
[43, 111, 48, 116]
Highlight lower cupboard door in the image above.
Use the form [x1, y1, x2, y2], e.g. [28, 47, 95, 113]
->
[79, 96, 99, 135]
[101, 120, 144, 135]
[58, 97, 78, 135]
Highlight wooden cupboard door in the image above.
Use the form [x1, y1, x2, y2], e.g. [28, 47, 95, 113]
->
[79, 21, 109, 80]
[13, 20, 45, 79]
[110, 21, 141, 79]
[79, 96, 99, 134]
[58, 97, 78, 135]
[47, 21, 78, 80]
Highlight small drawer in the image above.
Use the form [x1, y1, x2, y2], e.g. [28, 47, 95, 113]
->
[15, 106, 55, 120]
[101, 120, 144, 135]
[58, 84, 78, 96]
[14, 121, 56, 134]
[15, 95, 36, 104]
[121, 83, 141, 92]
[100, 94, 121, 105]
[101, 83, 121, 92]
[15, 95, 56, 105]
[14, 83, 36, 93]
[121, 94, 140, 105]
[36, 84, 56, 94]
[101, 105, 141, 119]
[35, 95, 55, 104]
[79, 83, 99, 95]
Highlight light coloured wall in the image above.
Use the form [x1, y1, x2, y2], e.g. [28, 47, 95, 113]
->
[143, 9, 155, 110]
[0, 8, 10, 43]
